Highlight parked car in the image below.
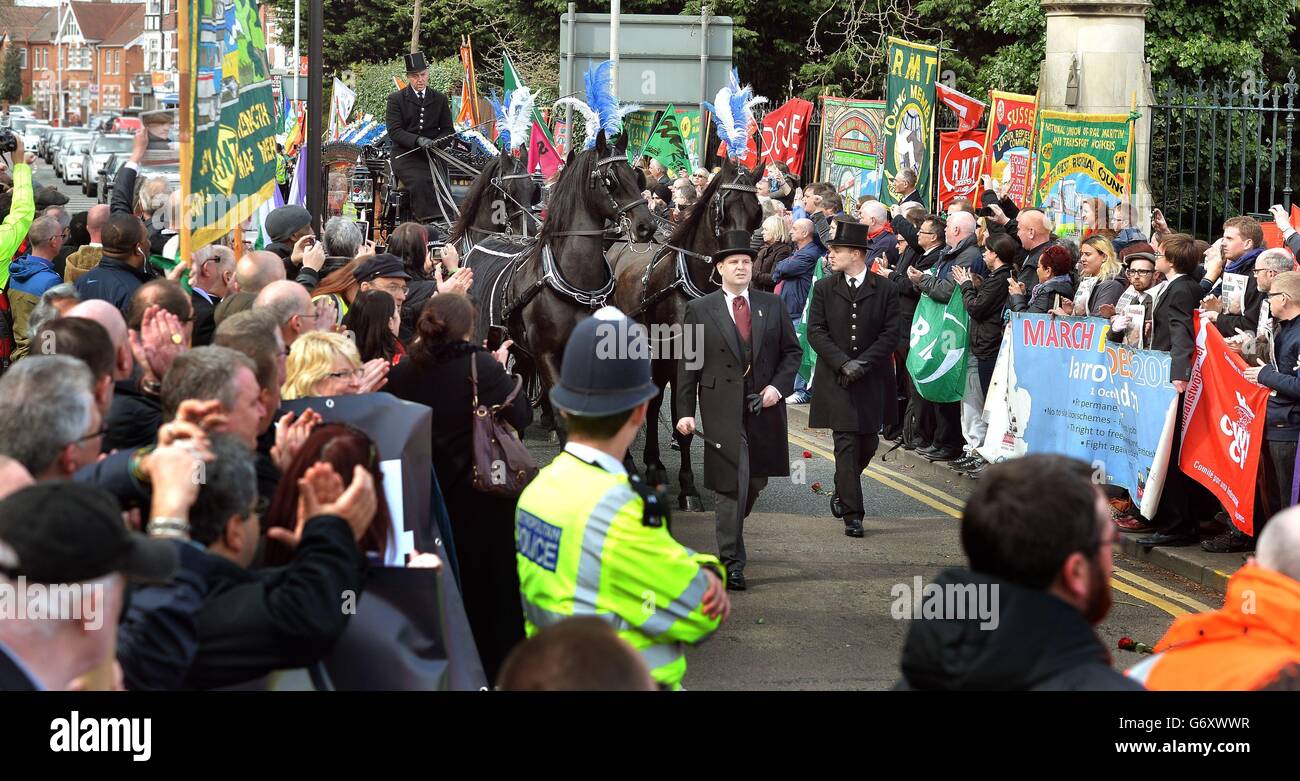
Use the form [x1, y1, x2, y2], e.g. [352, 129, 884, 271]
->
[21, 124, 52, 152]
[81, 134, 133, 196]
[96, 153, 128, 205]
[60, 136, 95, 183]
[53, 132, 92, 178]
[7, 106, 36, 120]
[41, 129, 66, 162]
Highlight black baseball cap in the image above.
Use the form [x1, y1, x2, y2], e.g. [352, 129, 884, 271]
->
[0, 482, 177, 584]
[352, 253, 411, 284]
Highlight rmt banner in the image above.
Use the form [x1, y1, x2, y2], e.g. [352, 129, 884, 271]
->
[1179, 312, 1270, 535]
[881, 37, 939, 207]
[980, 314, 1178, 519]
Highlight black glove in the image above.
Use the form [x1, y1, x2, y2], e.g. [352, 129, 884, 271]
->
[745, 393, 763, 415]
[417, 136, 436, 149]
[839, 359, 869, 383]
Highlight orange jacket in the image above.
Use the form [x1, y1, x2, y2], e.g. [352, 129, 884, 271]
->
[1129, 565, 1300, 690]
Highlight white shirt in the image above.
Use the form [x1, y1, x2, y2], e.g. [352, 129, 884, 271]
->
[415, 90, 426, 101]
[564, 442, 626, 476]
[845, 268, 867, 288]
[722, 288, 751, 325]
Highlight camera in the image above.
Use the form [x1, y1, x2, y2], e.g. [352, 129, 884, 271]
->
[0, 129, 17, 155]
[976, 205, 994, 218]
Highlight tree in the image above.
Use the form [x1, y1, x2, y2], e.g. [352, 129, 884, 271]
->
[0, 46, 23, 106]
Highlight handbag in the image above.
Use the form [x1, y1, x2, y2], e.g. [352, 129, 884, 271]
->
[469, 354, 537, 496]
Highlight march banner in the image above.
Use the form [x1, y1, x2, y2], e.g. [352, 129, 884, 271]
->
[673, 106, 702, 169]
[980, 91, 1036, 208]
[935, 83, 985, 133]
[979, 313, 1179, 519]
[329, 77, 355, 140]
[905, 271, 969, 402]
[1178, 312, 1270, 534]
[1033, 109, 1134, 237]
[643, 105, 694, 176]
[796, 257, 828, 385]
[504, 55, 562, 177]
[882, 37, 940, 206]
[182, 0, 279, 251]
[938, 129, 985, 210]
[623, 109, 659, 164]
[816, 97, 886, 204]
[760, 98, 814, 177]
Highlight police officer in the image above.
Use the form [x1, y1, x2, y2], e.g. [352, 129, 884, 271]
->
[385, 51, 455, 223]
[806, 218, 900, 538]
[515, 307, 731, 690]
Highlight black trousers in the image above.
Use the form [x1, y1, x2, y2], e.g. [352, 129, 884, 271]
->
[1255, 437, 1300, 537]
[833, 431, 880, 521]
[1153, 395, 1218, 536]
[902, 364, 933, 447]
[392, 149, 452, 224]
[920, 399, 963, 450]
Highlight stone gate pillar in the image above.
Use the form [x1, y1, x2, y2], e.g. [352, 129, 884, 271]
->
[1039, 0, 1154, 223]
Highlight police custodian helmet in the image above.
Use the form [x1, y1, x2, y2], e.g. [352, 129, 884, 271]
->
[549, 307, 660, 417]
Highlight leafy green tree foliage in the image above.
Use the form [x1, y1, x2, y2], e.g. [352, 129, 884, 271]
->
[0, 46, 23, 105]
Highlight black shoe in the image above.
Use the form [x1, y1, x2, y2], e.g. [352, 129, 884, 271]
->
[726, 571, 747, 591]
[844, 519, 865, 538]
[830, 494, 845, 519]
[1201, 529, 1254, 553]
[923, 447, 961, 462]
[915, 444, 942, 458]
[901, 440, 918, 451]
[1136, 532, 1197, 547]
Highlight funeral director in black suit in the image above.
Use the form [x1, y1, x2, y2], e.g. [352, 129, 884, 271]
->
[385, 51, 455, 223]
[807, 218, 900, 539]
[675, 230, 803, 591]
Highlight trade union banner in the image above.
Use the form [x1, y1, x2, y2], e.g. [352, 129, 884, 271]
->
[183, 0, 279, 251]
[760, 98, 814, 177]
[1178, 312, 1270, 535]
[673, 106, 702, 168]
[1033, 110, 1134, 237]
[937, 129, 985, 209]
[816, 97, 886, 204]
[642, 105, 694, 176]
[623, 109, 659, 165]
[881, 37, 940, 207]
[980, 90, 1036, 208]
[906, 268, 969, 403]
[980, 314, 1179, 519]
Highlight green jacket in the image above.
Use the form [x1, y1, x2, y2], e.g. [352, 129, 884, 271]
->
[0, 164, 36, 290]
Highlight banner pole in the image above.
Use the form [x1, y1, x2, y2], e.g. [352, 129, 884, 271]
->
[179, 0, 191, 266]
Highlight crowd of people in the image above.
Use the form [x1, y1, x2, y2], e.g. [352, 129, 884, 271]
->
[3, 118, 1300, 692]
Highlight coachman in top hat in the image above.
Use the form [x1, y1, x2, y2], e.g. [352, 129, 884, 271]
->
[806, 218, 900, 538]
[385, 51, 455, 223]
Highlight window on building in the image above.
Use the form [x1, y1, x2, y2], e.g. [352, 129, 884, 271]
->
[18, 48, 28, 70]
[146, 0, 161, 15]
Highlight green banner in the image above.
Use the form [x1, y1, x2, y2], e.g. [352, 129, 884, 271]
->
[623, 109, 658, 164]
[185, 0, 278, 250]
[881, 37, 940, 207]
[1033, 109, 1134, 238]
[905, 271, 969, 403]
[673, 107, 701, 169]
[641, 105, 692, 176]
[796, 258, 827, 383]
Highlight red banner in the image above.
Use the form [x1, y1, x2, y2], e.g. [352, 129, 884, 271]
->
[981, 91, 1037, 208]
[717, 120, 759, 168]
[935, 84, 985, 133]
[759, 98, 814, 177]
[1178, 312, 1270, 534]
[528, 120, 563, 180]
[938, 129, 985, 209]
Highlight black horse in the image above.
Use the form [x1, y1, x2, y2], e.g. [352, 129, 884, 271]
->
[609, 157, 765, 509]
[464, 131, 657, 423]
[447, 151, 543, 256]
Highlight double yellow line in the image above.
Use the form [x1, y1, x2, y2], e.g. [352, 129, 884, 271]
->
[785, 428, 1213, 617]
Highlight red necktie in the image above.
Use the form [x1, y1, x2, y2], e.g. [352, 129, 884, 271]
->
[732, 295, 752, 343]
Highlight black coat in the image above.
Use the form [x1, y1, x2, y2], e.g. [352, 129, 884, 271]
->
[1015, 238, 1058, 289]
[676, 289, 803, 492]
[0, 646, 39, 690]
[1258, 314, 1300, 441]
[806, 272, 900, 432]
[73, 255, 154, 317]
[1151, 274, 1202, 383]
[190, 289, 220, 347]
[959, 264, 1011, 360]
[1213, 273, 1263, 338]
[754, 241, 793, 292]
[897, 568, 1144, 691]
[182, 515, 367, 690]
[892, 245, 941, 349]
[385, 346, 530, 680]
[103, 378, 163, 454]
[385, 86, 454, 157]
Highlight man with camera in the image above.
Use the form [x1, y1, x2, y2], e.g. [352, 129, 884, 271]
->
[385, 51, 455, 225]
[1, 132, 37, 371]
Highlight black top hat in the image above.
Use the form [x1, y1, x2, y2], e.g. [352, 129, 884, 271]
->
[403, 51, 429, 74]
[826, 218, 873, 250]
[711, 229, 759, 263]
[549, 308, 660, 417]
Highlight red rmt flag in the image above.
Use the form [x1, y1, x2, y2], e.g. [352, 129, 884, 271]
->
[1178, 312, 1271, 534]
